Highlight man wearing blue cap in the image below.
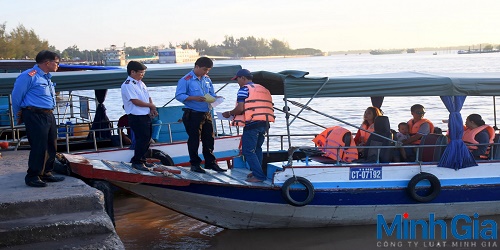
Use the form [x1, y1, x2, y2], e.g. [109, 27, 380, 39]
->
[223, 69, 275, 182]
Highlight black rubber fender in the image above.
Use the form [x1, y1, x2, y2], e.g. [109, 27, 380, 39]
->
[149, 149, 175, 166]
[407, 172, 441, 202]
[281, 176, 315, 207]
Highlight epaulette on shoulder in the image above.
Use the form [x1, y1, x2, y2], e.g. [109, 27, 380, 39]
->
[184, 75, 193, 80]
[125, 80, 130, 84]
[28, 69, 37, 77]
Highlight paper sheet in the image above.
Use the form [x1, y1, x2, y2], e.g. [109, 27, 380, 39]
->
[211, 97, 224, 108]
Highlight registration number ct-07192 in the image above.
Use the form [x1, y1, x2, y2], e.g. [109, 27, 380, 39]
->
[349, 167, 382, 180]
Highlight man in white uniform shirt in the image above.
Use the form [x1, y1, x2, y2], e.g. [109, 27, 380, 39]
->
[121, 61, 158, 171]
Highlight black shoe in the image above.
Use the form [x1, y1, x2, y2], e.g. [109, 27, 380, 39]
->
[132, 163, 150, 171]
[26, 178, 47, 188]
[144, 162, 156, 168]
[190, 165, 206, 173]
[40, 174, 65, 182]
[205, 165, 227, 172]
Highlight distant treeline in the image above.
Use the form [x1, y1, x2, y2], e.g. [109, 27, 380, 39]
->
[0, 23, 323, 60]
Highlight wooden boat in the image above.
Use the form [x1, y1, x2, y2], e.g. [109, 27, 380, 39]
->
[60, 70, 500, 230]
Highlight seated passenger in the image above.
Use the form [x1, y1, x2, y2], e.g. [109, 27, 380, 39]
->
[394, 122, 410, 162]
[313, 126, 358, 162]
[402, 104, 434, 161]
[354, 106, 383, 157]
[463, 114, 495, 159]
[360, 116, 393, 163]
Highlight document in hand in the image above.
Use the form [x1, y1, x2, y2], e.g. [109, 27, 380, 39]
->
[211, 97, 224, 108]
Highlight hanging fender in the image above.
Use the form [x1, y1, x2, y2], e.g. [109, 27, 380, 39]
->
[407, 172, 441, 203]
[148, 149, 175, 166]
[281, 176, 315, 207]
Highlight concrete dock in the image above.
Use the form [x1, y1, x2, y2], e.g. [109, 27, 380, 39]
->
[0, 150, 124, 249]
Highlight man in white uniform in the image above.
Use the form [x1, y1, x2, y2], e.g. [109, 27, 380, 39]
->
[121, 61, 158, 171]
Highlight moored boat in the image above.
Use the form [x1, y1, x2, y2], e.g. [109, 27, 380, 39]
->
[369, 49, 404, 55]
[60, 70, 500, 229]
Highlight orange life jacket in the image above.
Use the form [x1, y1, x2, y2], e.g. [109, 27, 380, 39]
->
[312, 126, 359, 163]
[231, 84, 275, 127]
[357, 123, 374, 145]
[463, 125, 495, 159]
[407, 118, 434, 144]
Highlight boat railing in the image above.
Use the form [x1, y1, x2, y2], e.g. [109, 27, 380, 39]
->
[285, 143, 455, 167]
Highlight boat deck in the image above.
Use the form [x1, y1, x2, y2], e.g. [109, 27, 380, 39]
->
[63, 154, 273, 188]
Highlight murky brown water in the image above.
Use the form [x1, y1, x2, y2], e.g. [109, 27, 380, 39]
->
[114, 194, 499, 250]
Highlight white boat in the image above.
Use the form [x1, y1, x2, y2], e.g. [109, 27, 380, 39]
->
[60, 70, 500, 231]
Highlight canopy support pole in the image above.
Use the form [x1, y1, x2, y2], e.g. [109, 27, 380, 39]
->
[288, 100, 397, 143]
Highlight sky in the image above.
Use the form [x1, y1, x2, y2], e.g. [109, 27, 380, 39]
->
[2, 0, 500, 52]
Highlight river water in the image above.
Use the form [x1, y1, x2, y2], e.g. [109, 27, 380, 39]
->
[104, 51, 500, 249]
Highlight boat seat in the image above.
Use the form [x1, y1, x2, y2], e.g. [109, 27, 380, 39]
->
[360, 116, 393, 163]
[418, 133, 448, 162]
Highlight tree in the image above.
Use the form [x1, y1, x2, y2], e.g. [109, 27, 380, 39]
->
[0, 24, 49, 59]
[62, 45, 83, 60]
[222, 35, 237, 49]
[0, 23, 7, 58]
[269, 39, 290, 55]
[483, 44, 493, 51]
[193, 39, 209, 54]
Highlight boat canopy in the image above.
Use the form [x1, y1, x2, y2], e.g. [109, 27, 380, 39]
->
[253, 70, 499, 170]
[0, 64, 242, 95]
[253, 71, 500, 97]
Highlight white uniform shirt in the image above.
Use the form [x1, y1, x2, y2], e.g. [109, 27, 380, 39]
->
[121, 76, 151, 115]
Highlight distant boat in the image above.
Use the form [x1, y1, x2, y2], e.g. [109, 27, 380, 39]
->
[458, 49, 500, 54]
[369, 49, 404, 55]
[406, 49, 416, 53]
[433, 52, 437, 55]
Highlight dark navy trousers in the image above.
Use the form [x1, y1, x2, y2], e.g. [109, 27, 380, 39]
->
[22, 108, 57, 181]
[128, 114, 152, 164]
[182, 110, 217, 167]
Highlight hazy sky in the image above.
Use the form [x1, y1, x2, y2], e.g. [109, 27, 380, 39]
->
[2, 0, 500, 52]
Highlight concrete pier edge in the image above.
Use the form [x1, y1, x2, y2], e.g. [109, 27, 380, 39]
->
[0, 149, 124, 249]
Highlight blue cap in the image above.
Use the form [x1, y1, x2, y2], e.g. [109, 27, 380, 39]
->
[231, 69, 252, 80]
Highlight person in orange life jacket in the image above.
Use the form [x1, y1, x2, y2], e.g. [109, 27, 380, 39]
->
[402, 104, 434, 161]
[222, 69, 274, 183]
[354, 106, 383, 157]
[463, 114, 495, 159]
[175, 57, 226, 174]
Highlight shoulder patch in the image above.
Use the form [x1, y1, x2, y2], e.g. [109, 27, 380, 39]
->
[125, 80, 130, 84]
[28, 69, 37, 77]
[184, 75, 192, 80]
[132, 80, 137, 84]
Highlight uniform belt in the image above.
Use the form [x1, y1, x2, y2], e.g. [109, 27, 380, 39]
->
[25, 106, 53, 114]
[182, 108, 208, 114]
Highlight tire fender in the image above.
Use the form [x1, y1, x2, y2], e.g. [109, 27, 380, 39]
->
[281, 176, 315, 207]
[149, 149, 175, 166]
[407, 172, 441, 202]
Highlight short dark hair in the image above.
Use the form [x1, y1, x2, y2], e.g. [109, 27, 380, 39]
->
[411, 104, 425, 112]
[398, 122, 409, 129]
[127, 61, 147, 75]
[35, 50, 60, 64]
[195, 56, 213, 68]
[467, 114, 486, 126]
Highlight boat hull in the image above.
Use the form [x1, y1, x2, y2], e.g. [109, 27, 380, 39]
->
[112, 180, 500, 229]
